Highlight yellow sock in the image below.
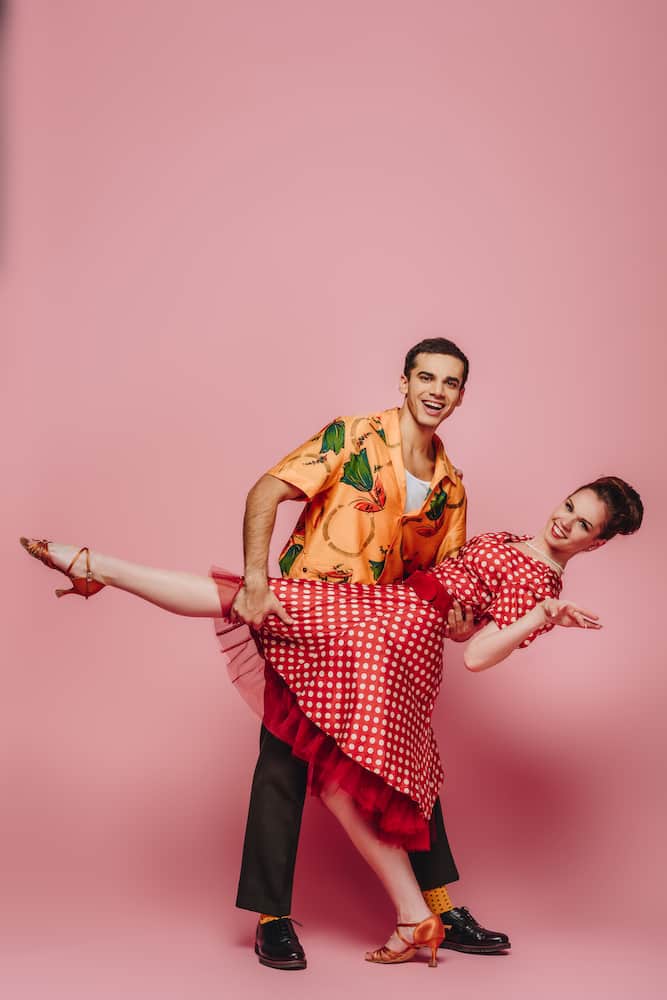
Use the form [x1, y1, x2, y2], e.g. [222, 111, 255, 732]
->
[423, 885, 454, 915]
[259, 913, 288, 924]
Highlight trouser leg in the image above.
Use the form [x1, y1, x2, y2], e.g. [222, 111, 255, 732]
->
[235, 726, 308, 915]
[408, 797, 460, 890]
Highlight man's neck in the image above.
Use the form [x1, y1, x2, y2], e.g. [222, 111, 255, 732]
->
[397, 404, 439, 472]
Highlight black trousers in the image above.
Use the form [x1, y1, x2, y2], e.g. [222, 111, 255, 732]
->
[236, 726, 459, 916]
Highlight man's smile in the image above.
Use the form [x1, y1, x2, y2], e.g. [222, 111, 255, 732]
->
[422, 399, 446, 415]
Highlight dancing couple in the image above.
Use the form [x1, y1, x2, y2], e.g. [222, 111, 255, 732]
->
[21, 338, 643, 969]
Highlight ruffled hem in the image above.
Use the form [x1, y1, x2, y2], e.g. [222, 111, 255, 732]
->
[211, 566, 267, 717]
[262, 668, 432, 851]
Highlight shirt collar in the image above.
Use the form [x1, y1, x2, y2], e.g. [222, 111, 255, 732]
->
[379, 407, 458, 489]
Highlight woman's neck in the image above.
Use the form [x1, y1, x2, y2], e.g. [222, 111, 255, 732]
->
[528, 533, 569, 571]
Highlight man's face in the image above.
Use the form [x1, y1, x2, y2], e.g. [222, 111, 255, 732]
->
[399, 353, 466, 430]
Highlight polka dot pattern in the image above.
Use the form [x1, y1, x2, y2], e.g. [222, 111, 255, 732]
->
[260, 532, 561, 819]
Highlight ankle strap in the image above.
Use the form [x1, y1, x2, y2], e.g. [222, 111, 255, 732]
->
[65, 546, 90, 577]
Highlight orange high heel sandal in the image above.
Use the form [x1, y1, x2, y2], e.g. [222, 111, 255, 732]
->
[365, 914, 446, 968]
[20, 538, 105, 599]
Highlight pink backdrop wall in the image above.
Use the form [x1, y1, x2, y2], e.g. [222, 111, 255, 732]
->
[3, 2, 666, 997]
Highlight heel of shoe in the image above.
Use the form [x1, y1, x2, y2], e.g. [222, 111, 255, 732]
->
[399, 914, 445, 968]
[55, 580, 105, 599]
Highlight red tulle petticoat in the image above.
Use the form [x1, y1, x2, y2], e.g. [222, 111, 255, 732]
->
[211, 567, 445, 851]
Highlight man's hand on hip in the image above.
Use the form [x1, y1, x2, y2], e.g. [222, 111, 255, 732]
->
[231, 582, 294, 629]
[445, 600, 475, 642]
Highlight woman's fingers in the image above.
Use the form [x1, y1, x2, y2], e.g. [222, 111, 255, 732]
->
[572, 605, 599, 620]
[572, 609, 602, 629]
[557, 602, 602, 629]
[543, 599, 602, 629]
[568, 603, 601, 628]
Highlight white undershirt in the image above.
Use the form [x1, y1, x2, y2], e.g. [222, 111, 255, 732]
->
[404, 468, 431, 513]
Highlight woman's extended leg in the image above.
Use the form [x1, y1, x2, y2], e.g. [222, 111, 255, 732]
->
[21, 541, 222, 617]
[320, 782, 441, 958]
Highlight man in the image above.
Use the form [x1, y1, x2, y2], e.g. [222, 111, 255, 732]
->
[232, 337, 510, 969]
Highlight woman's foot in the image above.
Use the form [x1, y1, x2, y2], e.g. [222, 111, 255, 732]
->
[20, 538, 105, 598]
[366, 911, 444, 965]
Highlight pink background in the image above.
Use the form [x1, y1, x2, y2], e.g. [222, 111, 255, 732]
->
[3, 1, 666, 997]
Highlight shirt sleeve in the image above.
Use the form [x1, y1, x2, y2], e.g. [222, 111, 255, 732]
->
[485, 585, 555, 649]
[267, 416, 351, 499]
[433, 486, 467, 562]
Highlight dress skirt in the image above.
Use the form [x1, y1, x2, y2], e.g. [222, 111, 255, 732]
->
[212, 568, 452, 851]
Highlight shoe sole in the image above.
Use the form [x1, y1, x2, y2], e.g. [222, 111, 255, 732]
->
[255, 946, 307, 971]
[440, 941, 511, 954]
[256, 955, 307, 970]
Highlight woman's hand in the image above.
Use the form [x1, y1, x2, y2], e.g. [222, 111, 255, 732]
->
[538, 599, 601, 630]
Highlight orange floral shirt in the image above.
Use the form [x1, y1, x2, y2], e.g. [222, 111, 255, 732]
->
[268, 408, 467, 584]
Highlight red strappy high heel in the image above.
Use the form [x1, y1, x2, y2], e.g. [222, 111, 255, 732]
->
[20, 538, 105, 599]
[365, 914, 447, 967]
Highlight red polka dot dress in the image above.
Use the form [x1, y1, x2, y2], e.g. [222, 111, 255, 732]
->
[212, 532, 562, 850]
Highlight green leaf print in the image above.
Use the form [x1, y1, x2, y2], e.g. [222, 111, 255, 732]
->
[278, 543, 303, 577]
[320, 419, 345, 455]
[369, 558, 385, 581]
[425, 489, 448, 521]
[374, 426, 386, 443]
[341, 449, 374, 492]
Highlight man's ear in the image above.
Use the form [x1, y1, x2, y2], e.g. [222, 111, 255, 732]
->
[455, 387, 466, 407]
[586, 538, 607, 552]
[398, 373, 408, 397]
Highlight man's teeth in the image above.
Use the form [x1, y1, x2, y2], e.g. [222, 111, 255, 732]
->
[423, 401, 444, 411]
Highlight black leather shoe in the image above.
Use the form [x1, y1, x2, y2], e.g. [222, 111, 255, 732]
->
[255, 918, 307, 970]
[440, 907, 510, 954]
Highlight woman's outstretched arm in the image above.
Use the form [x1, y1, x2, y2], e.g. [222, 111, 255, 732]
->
[463, 599, 601, 672]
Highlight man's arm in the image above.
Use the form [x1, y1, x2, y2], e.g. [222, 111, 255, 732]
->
[231, 474, 303, 627]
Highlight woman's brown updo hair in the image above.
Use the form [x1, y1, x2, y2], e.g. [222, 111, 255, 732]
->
[575, 476, 643, 540]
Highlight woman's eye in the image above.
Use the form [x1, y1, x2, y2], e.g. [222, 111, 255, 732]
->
[565, 500, 573, 511]
[580, 521, 589, 531]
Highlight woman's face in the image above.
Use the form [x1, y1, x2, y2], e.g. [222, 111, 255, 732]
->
[543, 488, 609, 558]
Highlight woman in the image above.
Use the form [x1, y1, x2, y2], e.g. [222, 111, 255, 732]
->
[20, 475, 643, 967]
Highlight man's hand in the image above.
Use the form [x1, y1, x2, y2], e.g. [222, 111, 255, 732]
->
[445, 600, 476, 641]
[231, 582, 294, 629]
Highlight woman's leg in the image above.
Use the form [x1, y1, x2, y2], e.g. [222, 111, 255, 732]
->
[27, 542, 222, 617]
[320, 783, 433, 950]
